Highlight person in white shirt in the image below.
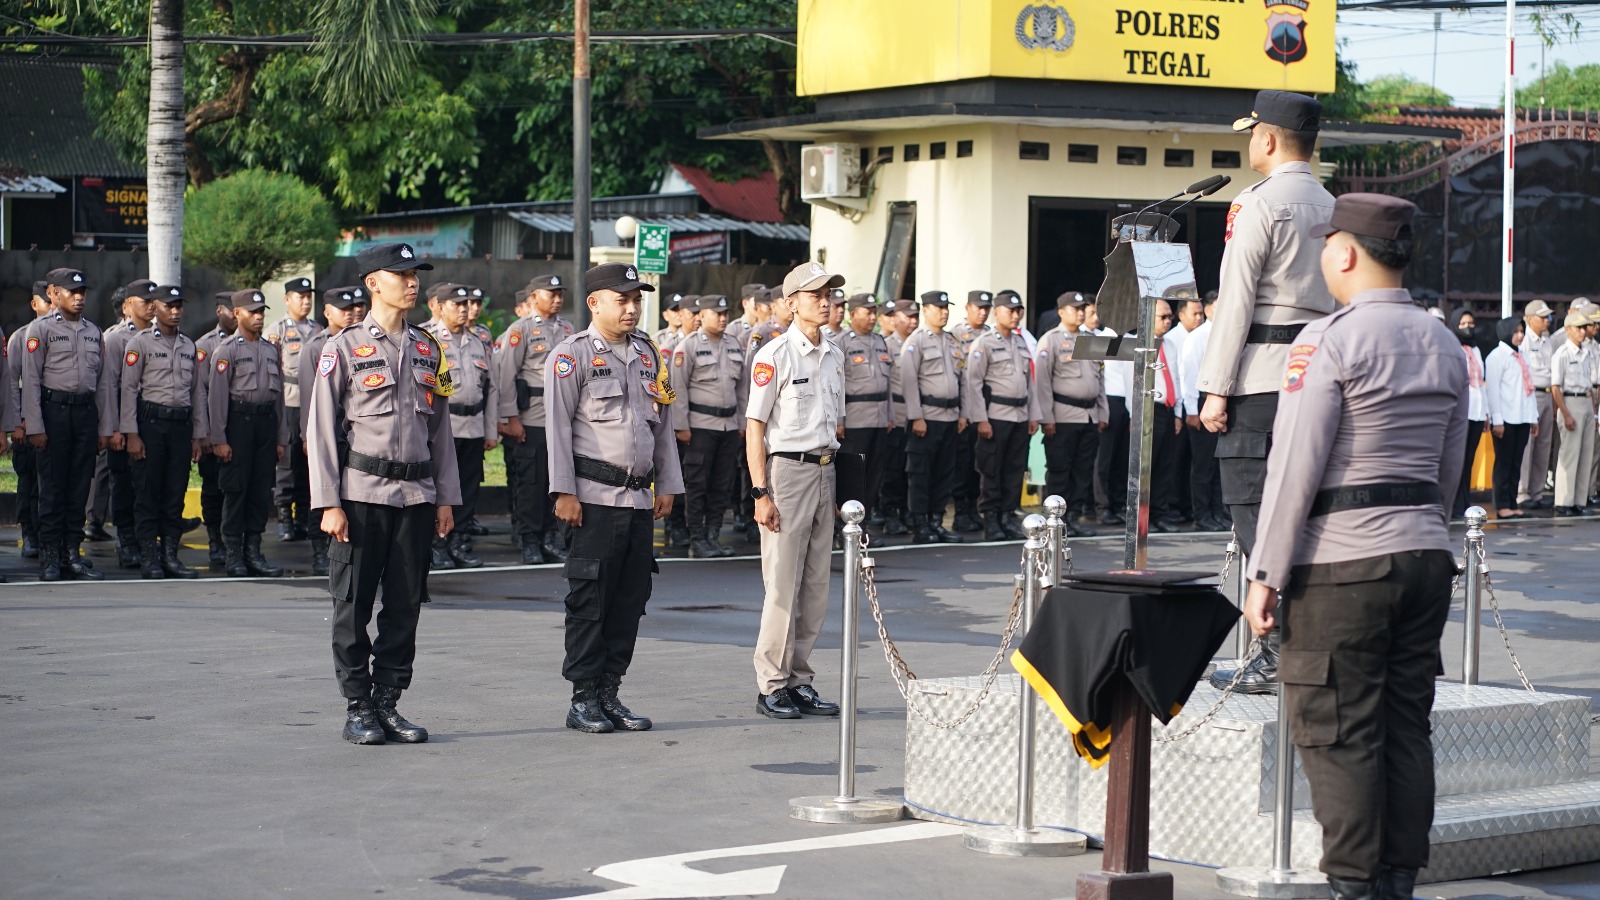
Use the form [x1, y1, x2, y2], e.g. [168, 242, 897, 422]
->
[1450, 308, 1488, 518]
[1516, 300, 1557, 509]
[1182, 293, 1229, 530]
[1165, 296, 1203, 525]
[1484, 317, 1539, 519]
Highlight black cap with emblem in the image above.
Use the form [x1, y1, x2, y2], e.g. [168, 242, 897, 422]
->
[151, 284, 186, 305]
[993, 291, 1024, 310]
[967, 290, 993, 308]
[1310, 192, 1417, 241]
[846, 292, 878, 311]
[231, 289, 268, 312]
[694, 294, 732, 313]
[740, 283, 767, 301]
[586, 262, 655, 294]
[1056, 291, 1088, 309]
[323, 285, 367, 309]
[892, 299, 921, 315]
[919, 290, 951, 308]
[527, 274, 565, 292]
[355, 242, 434, 278]
[663, 293, 684, 312]
[283, 276, 314, 295]
[46, 268, 90, 290]
[1233, 89, 1322, 133]
[426, 282, 465, 302]
[122, 278, 158, 299]
[827, 287, 847, 305]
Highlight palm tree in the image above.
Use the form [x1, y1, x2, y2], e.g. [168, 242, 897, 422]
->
[146, 0, 185, 284]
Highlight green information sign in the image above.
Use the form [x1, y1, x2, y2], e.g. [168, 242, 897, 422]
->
[634, 223, 670, 275]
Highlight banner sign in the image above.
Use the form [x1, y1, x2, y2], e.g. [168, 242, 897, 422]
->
[74, 177, 148, 238]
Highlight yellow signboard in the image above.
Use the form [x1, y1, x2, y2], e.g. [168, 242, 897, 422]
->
[798, 0, 1335, 96]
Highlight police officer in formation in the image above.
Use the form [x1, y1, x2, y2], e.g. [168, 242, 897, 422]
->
[822, 287, 847, 342]
[196, 293, 238, 569]
[962, 290, 1040, 541]
[8, 282, 54, 562]
[102, 280, 157, 568]
[267, 276, 319, 542]
[1035, 292, 1107, 537]
[655, 293, 694, 547]
[496, 272, 576, 564]
[298, 285, 368, 576]
[949, 290, 992, 533]
[207, 290, 287, 578]
[836, 293, 893, 523]
[898, 290, 966, 544]
[669, 293, 746, 558]
[422, 283, 499, 570]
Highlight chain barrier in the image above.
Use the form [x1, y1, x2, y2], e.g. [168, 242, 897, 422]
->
[1470, 540, 1537, 693]
[1152, 537, 1256, 744]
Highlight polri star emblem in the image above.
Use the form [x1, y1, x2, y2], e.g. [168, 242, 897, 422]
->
[27, 338, 39, 353]
[400, 246, 414, 259]
[353, 345, 377, 358]
[509, 332, 522, 347]
[415, 341, 432, 357]
[753, 362, 775, 387]
[362, 373, 387, 388]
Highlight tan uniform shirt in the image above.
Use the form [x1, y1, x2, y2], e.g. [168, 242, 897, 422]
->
[495, 312, 576, 427]
[962, 329, 1041, 424]
[669, 330, 748, 432]
[746, 325, 845, 453]
[421, 320, 499, 441]
[102, 319, 141, 431]
[1198, 160, 1336, 397]
[1551, 340, 1598, 395]
[306, 317, 462, 509]
[265, 316, 318, 408]
[1034, 326, 1109, 425]
[898, 326, 963, 423]
[120, 328, 203, 434]
[20, 311, 114, 437]
[838, 329, 893, 429]
[206, 334, 288, 447]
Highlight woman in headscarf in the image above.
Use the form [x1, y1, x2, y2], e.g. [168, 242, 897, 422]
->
[1450, 308, 1488, 518]
[1484, 317, 1538, 519]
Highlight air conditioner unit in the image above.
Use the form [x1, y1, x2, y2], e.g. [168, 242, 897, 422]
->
[801, 142, 862, 201]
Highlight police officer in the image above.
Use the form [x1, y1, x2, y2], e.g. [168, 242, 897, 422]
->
[899, 290, 966, 544]
[102, 280, 158, 568]
[655, 293, 686, 347]
[8, 282, 54, 561]
[268, 276, 319, 542]
[464, 285, 493, 347]
[298, 286, 367, 576]
[422, 283, 499, 569]
[1201, 89, 1335, 693]
[208, 290, 287, 578]
[547, 262, 683, 733]
[727, 283, 767, 348]
[822, 287, 847, 342]
[962, 291, 1040, 541]
[1244, 194, 1464, 900]
[1035, 292, 1107, 538]
[670, 293, 746, 558]
[748, 262, 846, 720]
[738, 289, 788, 542]
[22, 268, 112, 581]
[496, 272, 576, 564]
[493, 288, 533, 544]
[655, 293, 695, 550]
[837, 293, 893, 523]
[877, 299, 920, 535]
[309, 241, 460, 746]
[196, 293, 238, 569]
[120, 285, 203, 579]
[949, 290, 993, 532]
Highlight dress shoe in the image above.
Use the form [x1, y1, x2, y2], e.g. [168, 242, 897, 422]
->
[430, 537, 456, 570]
[521, 543, 547, 565]
[159, 540, 199, 579]
[1375, 866, 1416, 900]
[1100, 511, 1125, 527]
[952, 511, 984, 533]
[789, 684, 840, 717]
[83, 522, 113, 542]
[370, 684, 428, 742]
[1066, 520, 1098, 538]
[983, 513, 1008, 542]
[244, 534, 284, 577]
[598, 673, 652, 731]
[1210, 630, 1279, 695]
[1151, 519, 1182, 534]
[567, 679, 616, 733]
[1555, 506, 1579, 517]
[1327, 875, 1376, 900]
[541, 530, 570, 562]
[757, 689, 802, 719]
[462, 517, 491, 536]
[139, 546, 165, 580]
[342, 696, 386, 745]
[181, 516, 203, 533]
[447, 533, 483, 568]
[882, 512, 909, 536]
[116, 534, 141, 568]
[20, 532, 39, 559]
[929, 521, 964, 543]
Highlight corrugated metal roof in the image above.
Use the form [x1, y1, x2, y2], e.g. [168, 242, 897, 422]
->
[507, 211, 808, 243]
[0, 174, 67, 194]
[0, 57, 143, 179]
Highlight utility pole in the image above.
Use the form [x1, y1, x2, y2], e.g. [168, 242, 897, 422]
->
[1430, 13, 1441, 103]
[572, 0, 591, 301]
[1502, 0, 1516, 319]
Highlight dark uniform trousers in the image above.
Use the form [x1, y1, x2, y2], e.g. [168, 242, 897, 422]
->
[1490, 423, 1531, 512]
[839, 427, 887, 518]
[1043, 423, 1097, 518]
[37, 398, 99, 549]
[13, 441, 38, 540]
[1189, 394, 1225, 523]
[1096, 397, 1130, 517]
[503, 440, 518, 523]
[107, 448, 136, 536]
[329, 501, 433, 699]
[682, 428, 740, 532]
[974, 419, 1030, 516]
[453, 437, 486, 533]
[1150, 404, 1181, 523]
[562, 504, 656, 681]
[878, 426, 909, 516]
[954, 427, 980, 517]
[220, 406, 278, 537]
[1216, 393, 1277, 549]
[198, 454, 224, 532]
[133, 407, 193, 546]
[1281, 549, 1455, 881]
[906, 419, 960, 516]
[275, 409, 310, 527]
[508, 428, 551, 541]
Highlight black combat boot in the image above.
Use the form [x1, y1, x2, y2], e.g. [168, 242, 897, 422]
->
[1209, 629, 1280, 695]
[116, 533, 141, 569]
[447, 532, 482, 568]
[462, 517, 490, 536]
[310, 533, 330, 576]
[667, 521, 691, 548]
[952, 509, 984, 533]
[541, 530, 569, 562]
[430, 537, 456, 570]
[1065, 519, 1098, 538]
[244, 534, 283, 577]
[370, 684, 429, 743]
[39, 541, 62, 582]
[20, 530, 39, 559]
[1327, 875, 1376, 900]
[139, 542, 165, 580]
[983, 512, 1008, 542]
[566, 679, 615, 733]
[882, 509, 909, 536]
[1375, 867, 1417, 900]
[207, 527, 227, 570]
[519, 542, 546, 565]
[598, 673, 652, 731]
[689, 532, 719, 558]
[910, 515, 939, 545]
[291, 506, 310, 541]
[928, 517, 964, 544]
[1000, 514, 1028, 540]
[342, 693, 386, 745]
[223, 535, 249, 577]
[160, 537, 200, 579]
[276, 505, 295, 541]
[66, 544, 103, 580]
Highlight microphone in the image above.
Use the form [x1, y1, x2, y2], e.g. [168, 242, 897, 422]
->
[1130, 176, 1229, 242]
[1166, 176, 1234, 232]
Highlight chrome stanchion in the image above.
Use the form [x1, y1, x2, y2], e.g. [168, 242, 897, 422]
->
[1044, 495, 1067, 587]
[1463, 507, 1486, 686]
[964, 515, 1086, 857]
[790, 501, 905, 825]
[1229, 532, 1249, 661]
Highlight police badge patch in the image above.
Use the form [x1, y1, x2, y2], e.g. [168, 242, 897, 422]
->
[318, 353, 337, 377]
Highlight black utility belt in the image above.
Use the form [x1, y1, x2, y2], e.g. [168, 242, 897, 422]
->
[1245, 323, 1306, 345]
[283, 375, 299, 387]
[987, 394, 1028, 408]
[347, 450, 432, 482]
[847, 391, 888, 403]
[449, 399, 487, 416]
[921, 396, 960, 409]
[138, 400, 191, 421]
[41, 389, 94, 406]
[514, 378, 544, 412]
[1560, 390, 1592, 397]
[688, 402, 737, 417]
[574, 454, 655, 490]
[891, 392, 905, 403]
[770, 450, 834, 466]
[1052, 392, 1097, 409]
[229, 400, 276, 416]
[1308, 482, 1441, 518]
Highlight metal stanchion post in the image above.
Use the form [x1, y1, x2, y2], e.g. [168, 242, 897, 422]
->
[965, 516, 1087, 857]
[1044, 495, 1067, 587]
[790, 501, 905, 824]
[1463, 507, 1486, 685]
[1229, 532, 1248, 661]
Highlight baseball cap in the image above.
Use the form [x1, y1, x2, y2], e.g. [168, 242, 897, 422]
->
[355, 242, 433, 278]
[1563, 312, 1589, 328]
[427, 282, 466, 301]
[740, 283, 768, 300]
[465, 286, 486, 302]
[527, 274, 565, 292]
[919, 290, 951, 308]
[123, 278, 158, 299]
[663, 293, 685, 312]
[846, 293, 878, 311]
[993, 292, 1024, 310]
[781, 261, 845, 297]
[283, 277, 314, 295]
[1310, 193, 1417, 241]
[1057, 291, 1089, 309]
[586, 262, 655, 294]
[892, 300, 921, 315]
[323, 286, 367, 309]
[231, 290, 268, 312]
[151, 284, 186, 304]
[967, 290, 994, 307]
[1233, 89, 1323, 133]
[514, 288, 531, 304]
[45, 268, 89, 290]
[1524, 300, 1553, 318]
[694, 294, 732, 313]
[827, 287, 847, 305]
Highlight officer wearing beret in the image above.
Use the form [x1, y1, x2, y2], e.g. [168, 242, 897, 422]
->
[99, 280, 159, 569]
[298, 286, 367, 576]
[8, 282, 55, 561]
[120, 285, 203, 579]
[962, 291, 1040, 540]
[898, 290, 967, 544]
[496, 272, 576, 564]
[877, 299, 921, 535]
[1035, 291, 1107, 537]
[22, 268, 114, 581]
[837, 293, 893, 524]
[547, 262, 683, 733]
[422, 283, 499, 569]
[1202, 88, 1335, 693]
[268, 276, 319, 542]
[195, 294, 238, 569]
[208, 290, 288, 578]
[1244, 194, 1464, 900]
[309, 241, 460, 745]
[669, 293, 746, 558]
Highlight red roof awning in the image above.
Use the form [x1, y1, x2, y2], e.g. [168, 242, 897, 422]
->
[670, 163, 784, 223]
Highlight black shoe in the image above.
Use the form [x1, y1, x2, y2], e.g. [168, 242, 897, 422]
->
[223, 536, 249, 577]
[181, 516, 203, 534]
[520, 543, 547, 565]
[244, 534, 283, 577]
[447, 533, 483, 568]
[158, 540, 199, 579]
[1374, 867, 1416, 900]
[952, 511, 984, 533]
[1100, 511, 1125, 527]
[929, 522, 964, 543]
[311, 535, 330, 577]
[207, 530, 227, 570]
[370, 684, 428, 742]
[541, 530, 569, 562]
[116, 535, 141, 568]
[342, 696, 386, 745]
[83, 523, 113, 542]
[1209, 631, 1279, 695]
[1150, 519, 1182, 534]
[1555, 506, 1579, 517]
[462, 518, 490, 536]
[65, 546, 104, 581]
[789, 684, 840, 717]
[598, 673, 652, 731]
[910, 516, 939, 545]
[20, 532, 39, 559]
[566, 679, 615, 733]
[667, 523, 691, 548]
[277, 507, 296, 541]
[39, 542, 62, 582]
[866, 509, 885, 527]
[1066, 520, 1098, 538]
[689, 536, 722, 558]
[757, 689, 802, 719]
[745, 521, 760, 543]
[1000, 515, 1028, 540]
[882, 513, 909, 536]
[139, 547, 165, 580]
[1327, 875, 1376, 900]
[983, 514, 1008, 542]
[430, 537, 456, 570]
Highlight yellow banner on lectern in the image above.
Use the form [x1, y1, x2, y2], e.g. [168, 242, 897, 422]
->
[798, 0, 1335, 96]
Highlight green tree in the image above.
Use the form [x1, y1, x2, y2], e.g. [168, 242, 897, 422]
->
[1517, 62, 1600, 110]
[185, 169, 339, 286]
[1363, 74, 1453, 112]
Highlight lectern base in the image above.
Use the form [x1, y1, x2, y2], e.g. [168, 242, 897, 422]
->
[1074, 869, 1173, 900]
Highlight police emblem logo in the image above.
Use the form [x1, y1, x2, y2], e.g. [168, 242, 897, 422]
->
[317, 353, 337, 377]
[400, 246, 414, 259]
[216, 359, 229, 373]
[625, 266, 638, 280]
[753, 362, 775, 387]
[809, 262, 825, 276]
[197, 348, 207, 362]
[852, 354, 866, 364]
[353, 345, 377, 358]
[125, 350, 139, 366]
[554, 354, 576, 378]
[880, 353, 891, 362]
[642, 378, 664, 400]
[590, 356, 607, 368]
[474, 359, 489, 370]
[1225, 203, 1243, 242]
[551, 276, 561, 286]
[674, 350, 685, 367]
[1015, 3, 1075, 51]
[639, 351, 654, 370]
[1283, 343, 1316, 392]
[415, 340, 432, 357]
[26, 337, 39, 353]
[266, 333, 280, 345]
[1265, 0, 1310, 65]
[509, 332, 522, 347]
[532, 343, 545, 353]
[422, 372, 437, 387]
[287, 342, 301, 353]
[362, 373, 387, 388]
[72, 273, 83, 282]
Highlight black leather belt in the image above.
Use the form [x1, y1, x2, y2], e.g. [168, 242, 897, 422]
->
[574, 454, 655, 490]
[1309, 482, 1441, 518]
[987, 394, 1028, 408]
[283, 375, 299, 386]
[229, 400, 276, 416]
[41, 389, 94, 406]
[1246, 323, 1306, 344]
[770, 451, 834, 466]
[137, 400, 191, 421]
[347, 450, 432, 481]
[847, 391, 888, 403]
[449, 399, 487, 416]
[891, 392, 905, 403]
[689, 402, 737, 417]
[1561, 390, 1592, 397]
[921, 395, 960, 409]
[1052, 392, 1096, 409]
[514, 378, 545, 411]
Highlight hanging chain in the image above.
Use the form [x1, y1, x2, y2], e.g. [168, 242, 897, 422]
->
[1153, 537, 1252, 743]
[1471, 540, 1536, 693]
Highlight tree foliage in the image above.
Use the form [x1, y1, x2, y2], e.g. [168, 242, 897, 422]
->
[1363, 74, 1453, 112]
[1517, 62, 1600, 111]
[185, 169, 339, 286]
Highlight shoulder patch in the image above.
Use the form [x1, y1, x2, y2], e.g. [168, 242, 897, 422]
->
[26, 337, 39, 353]
[753, 361, 775, 387]
[1283, 344, 1316, 393]
[215, 359, 229, 373]
[554, 354, 576, 378]
[196, 348, 207, 362]
[1225, 203, 1242, 242]
[125, 350, 139, 366]
[318, 353, 337, 377]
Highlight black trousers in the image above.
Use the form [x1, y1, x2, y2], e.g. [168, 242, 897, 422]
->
[198, 454, 223, 533]
[452, 437, 486, 532]
[1044, 422, 1098, 516]
[503, 440, 518, 522]
[1188, 408, 1226, 523]
[1173, 426, 1193, 520]
[220, 407, 277, 537]
[562, 504, 656, 681]
[682, 428, 740, 532]
[974, 419, 1030, 515]
[133, 414, 193, 545]
[840, 426, 888, 519]
[906, 419, 959, 516]
[878, 426, 908, 516]
[13, 439, 38, 537]
[328, 500, 433, 699]
[508, 426, 550, 540]
[274, 409, 310, 524]
[1490, 423, 1530, 511]
[108, 448, 135, 535]
[1097, 398, 1130, 515]
[1216, 393, 1278, 551]
[1455, 422, 1485, 517]
[36, 401, 99, 550]
[1281, 549, 1455, 881]
[953, 426, 979, 515]
[1150, 404, 1180, 523]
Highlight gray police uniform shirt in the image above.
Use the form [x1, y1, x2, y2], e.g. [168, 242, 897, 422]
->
[1248, 289, 1469, 591]
[495, 312, 576, 428]
[669, 330, 748, 433]
[886, 332, 908, 427]
[1034, 326, 1109, 426]
[265, 317, 318, 409]
[838, 328, 893, 430]
[746, 325, 845, 454]
[962, 329, 1041, 424]
[306, 316, 462, 510]
[194, 326, 232, 439]
[421, 320, 499, 442]
[20, 311, 114, 438]
[898, 326, 963, 423]
[120, 328, 204, 435]
[102, 319, 141, 433]
[206, 334, 288, 447]
[951, 321, 990, 362]
[545, 327, 684, 508]
[4, 317, 42, 433]
[297, 328, 336, 439]
[1198, 160, 1336, 398]
[727, 317, 754, 348]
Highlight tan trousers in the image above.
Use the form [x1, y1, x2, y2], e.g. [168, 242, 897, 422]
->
[1554, 395, 1595, 508]
[1517, 391, 1554, 504]
[753, 456, 836, 695]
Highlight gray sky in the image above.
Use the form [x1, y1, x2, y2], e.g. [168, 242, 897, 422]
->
[1337, 7, 1600, 110]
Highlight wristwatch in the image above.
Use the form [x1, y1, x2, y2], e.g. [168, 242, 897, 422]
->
[749, 486, 771, 500]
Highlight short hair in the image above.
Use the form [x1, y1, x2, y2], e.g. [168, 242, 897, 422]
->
[1353, 228, 1414, 271]
[1263, 123, 1317, 158]
[1179, 297, 1204, 314]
